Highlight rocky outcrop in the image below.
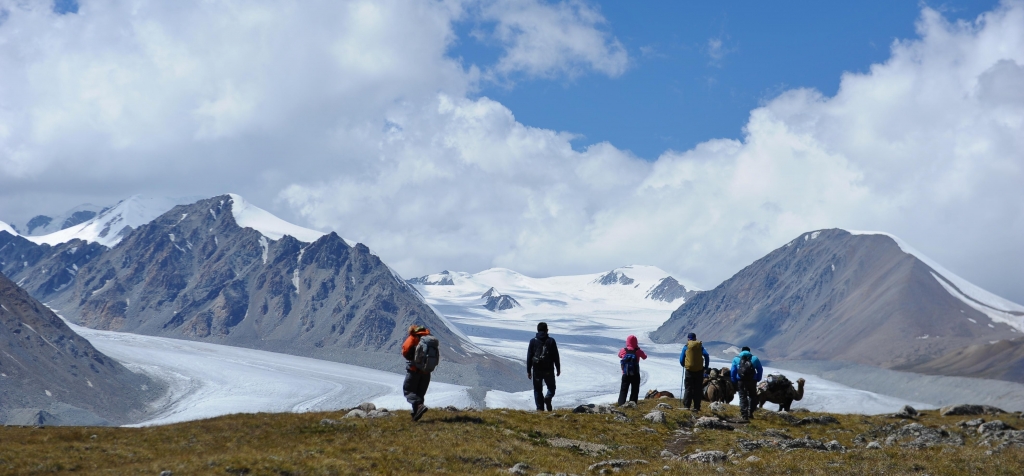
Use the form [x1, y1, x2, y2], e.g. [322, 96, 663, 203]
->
[0, 232, 106, 303]
[596, 270, 634, 286]
[651, 229, 1018, 376]
[0, 271, 158, 425]
[481, 288, 520, 311]
[645, 276, 696, 303]
[407, 271, 455, 286]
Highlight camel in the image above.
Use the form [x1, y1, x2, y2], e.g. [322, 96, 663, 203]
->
[757, 377, 806, 412]
[703, 367, 735, 403]
[644, 389, 675, 399]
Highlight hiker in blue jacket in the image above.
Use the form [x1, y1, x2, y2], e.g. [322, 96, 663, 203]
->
[730, 346, 763, 421]
[678, 333, 710, 412]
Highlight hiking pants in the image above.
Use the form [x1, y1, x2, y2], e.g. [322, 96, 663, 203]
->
[404, 370, 431, 410]
[682, 369, 703, 410]
[532, 373, 556, 410]
[617, 374, 641, 405]
[737, 379, 757, 418]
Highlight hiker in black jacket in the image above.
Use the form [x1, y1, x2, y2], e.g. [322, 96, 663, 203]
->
[526, 322, 561, 411]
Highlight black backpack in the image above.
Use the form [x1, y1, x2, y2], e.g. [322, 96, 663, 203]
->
[621, 349, 639, 376]
[738, 354, 755, 381]
[532, 337, 553, 366]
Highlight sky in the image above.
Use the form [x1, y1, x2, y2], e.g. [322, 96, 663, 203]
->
[0, 0, 1021, 304]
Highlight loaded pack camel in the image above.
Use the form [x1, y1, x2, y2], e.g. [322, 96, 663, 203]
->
[703, 367, 735, 403]
[757, 376, 806, 412]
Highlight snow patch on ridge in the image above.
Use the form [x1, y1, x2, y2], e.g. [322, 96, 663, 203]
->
[0, 220, 17, 236]
[26, 195, 202, 248]
[228, 193, 326, 243]
[849, 230, 1024, 330]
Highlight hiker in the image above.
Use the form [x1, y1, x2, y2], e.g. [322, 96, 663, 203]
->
[730, 346, 764, 421]
[678, 332, 709, 412]
[526, 322, 561, 411]
[402, 324, 439, 421]
[617, 334, 648, 406]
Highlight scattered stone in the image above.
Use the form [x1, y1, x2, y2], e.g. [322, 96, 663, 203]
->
[736, 439, 774, 451]
[660, 449, 675, 458]
[639, 427, 656, 434]
[746, 456, 761, 463]
[343, 409, 367, 419]
[959, 418, 985, 428]
[620, 401, 637, 409]
[160, 471, 173, 476]
[978, 429, 1024, 450]
[884, 422, 964, 449]
[443, 405, 460, 412]
[824, 440, 846, 452]
[367, 409, 392, 418]
[794, 415, 840, 426]
[791, 408, 810, 413]
[643, 410, 666, 424]
[587, 459, 648, 472]
[655, 403, 672, 410]
[866, 441, 882, 449]
[978, 420, 1013, 434]
[320, 418, 339, 426]
[90, 435, 97, 440]
[939, 404, 1005, 416]
[509, 462, 530, 475]
[614, 414, 630, 423]
[892, 405, 918, 418]
[695, 417, 734, 431]
[357, 402, 376, 413]
[709, 402, 728, 412]
[779, 438, 829, 451]
[548, 437, 609, 455]
[762, 429, 791, 440]
[685, 451, 727, 464]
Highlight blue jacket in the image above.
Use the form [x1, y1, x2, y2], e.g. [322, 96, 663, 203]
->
[730, 351, 763, 383]
[678, 343, 710, 370]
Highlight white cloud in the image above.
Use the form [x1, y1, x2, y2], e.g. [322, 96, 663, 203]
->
[478, 0, 629, 79]
[1, 0, 1022, 306]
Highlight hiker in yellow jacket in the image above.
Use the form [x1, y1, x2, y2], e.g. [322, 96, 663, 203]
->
[678, 332, 709, 412]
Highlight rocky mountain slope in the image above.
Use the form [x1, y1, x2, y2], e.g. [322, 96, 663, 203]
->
[651, 229, 1024, 381]
[0, 271, 158, 425]
[41, 195, 524, 392]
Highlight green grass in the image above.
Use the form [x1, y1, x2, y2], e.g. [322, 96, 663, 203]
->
[0, 401, 1021, 475]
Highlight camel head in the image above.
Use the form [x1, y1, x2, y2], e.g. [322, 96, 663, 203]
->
[794, 378, 806, 401]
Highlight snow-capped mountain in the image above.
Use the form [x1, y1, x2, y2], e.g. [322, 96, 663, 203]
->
[24, 195, 203, 248]
[9, 203, 107, 236]
[651, 229, 1024, 383]
[22, 194, 525, 392]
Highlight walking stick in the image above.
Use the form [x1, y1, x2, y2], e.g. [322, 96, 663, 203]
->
[679, 371, 684, 405]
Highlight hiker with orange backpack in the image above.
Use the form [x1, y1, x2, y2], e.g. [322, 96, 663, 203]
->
[617, 335, 648, 406]
[402, 325, 439, 421]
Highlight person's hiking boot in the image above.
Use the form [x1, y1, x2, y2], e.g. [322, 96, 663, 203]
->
[544, 397, 553, 411]
[413, 405, 429, 421]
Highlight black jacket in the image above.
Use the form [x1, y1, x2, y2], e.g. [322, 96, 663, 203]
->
[527, 331, 560, 376]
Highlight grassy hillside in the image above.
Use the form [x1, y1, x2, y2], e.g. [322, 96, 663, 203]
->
[1, 400, 1022, 475]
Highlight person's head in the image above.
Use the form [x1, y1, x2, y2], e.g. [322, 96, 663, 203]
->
[409, 324, 426, 335]
[626, 335, 639, 349]
[687, 332, 696, 341]
[741, 346, 750, 352]
[537, 322, 548, 332]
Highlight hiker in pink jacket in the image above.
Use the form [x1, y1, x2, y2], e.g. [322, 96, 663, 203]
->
[617, 335, 648, 405]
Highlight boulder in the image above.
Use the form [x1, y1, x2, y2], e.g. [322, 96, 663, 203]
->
[685, 451, 727, 464]
[357, 402, 376, 413]
[978, 420, 1012, 435]
[643, 410, 666, 424]
[620, 401, 637, 409]
[939, 404, 1005, 416]
[958, 418, 985, 428]
[893, 405, 918, 418]
[343, 409, 367, 419]
[866, 441, 882, 450]
[587, 459, 648, 472]
[655, 403, 673, 410]
[508, 462, 529, 475]
[709, 402, 728, 412]
[695, 417, 734, 431]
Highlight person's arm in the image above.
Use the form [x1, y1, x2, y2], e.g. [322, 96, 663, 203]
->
[617, 348, 626, 358]
[637, 348, 647, 359]
[553, 340, 561, 375]
[730, 359, 738, 382]
[702, 348, 710, 370]
[401, 336, 415, 360]
[679, 346, 688, 366]
[526, 339, 535, 376]
[755, 357, 764, 382]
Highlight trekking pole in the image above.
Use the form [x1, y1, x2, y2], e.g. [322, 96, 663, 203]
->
[679, 371, 684, 405]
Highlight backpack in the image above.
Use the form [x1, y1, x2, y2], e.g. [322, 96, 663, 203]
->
[684, 341, 704, 372]
[532, 337, 553, 366]
[765, 373, 789, 391]
[414, 334, 440, 372]
[620, 349, 639, 376]
[738, 353, 755, 381]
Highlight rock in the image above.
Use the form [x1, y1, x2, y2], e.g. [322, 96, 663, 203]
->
[548, 437, 609, 456]
[978, 420, 1012, 434]
[320, 418, 339, 426]
[509, 462, 530, 475]
[660, 450, 675, 458]
[709, 402, 728, 412]
[367, 409, 392, 418]
[160, 472, 173, 476]
[885, 422, 964, 449]
[587, 459, 648, 472]
[779, 438, 829, 451]
[655, 403, 672, 410]
[762, 429, 791, 440]
[791, 408, 810, 413]
[893, 405, 918, 418]
[614, 414, 630, 423]
[959, 418, 985, 428]
[824, 440, 846, 452]
[695, 417, 734, 431]
[643, 410, 666, 424]
[866, 441, 882, 449]
[939, 404, 1005, 416]
[639, 427, 656, 434]
[357, 402, 376, 413]
[343, 409, 367, 419]
[573, 404, 596, 414]
[793, 415, 840, 426]
[620, 401, 637, 409]
[746, 456, 761, 463]
[685, 451, 727, 464]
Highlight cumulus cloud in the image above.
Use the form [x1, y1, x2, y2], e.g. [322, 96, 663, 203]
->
[1, 0, 1022, 305]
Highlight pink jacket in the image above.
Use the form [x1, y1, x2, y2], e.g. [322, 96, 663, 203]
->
[617, 335, 648, 359]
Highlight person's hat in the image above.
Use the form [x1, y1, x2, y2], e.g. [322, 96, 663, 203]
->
[687, 332, 696, 340]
